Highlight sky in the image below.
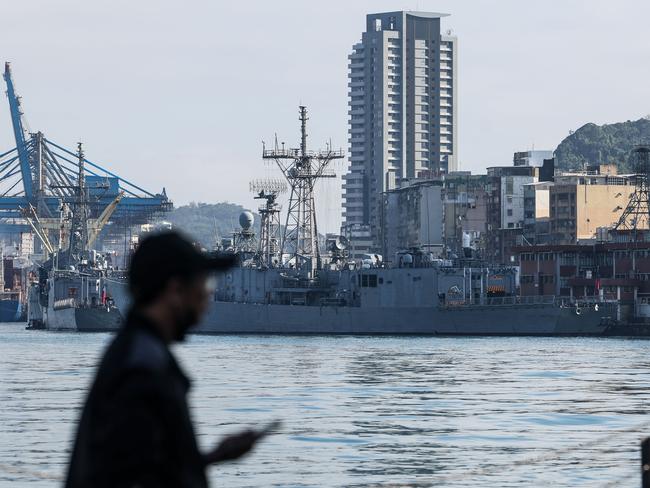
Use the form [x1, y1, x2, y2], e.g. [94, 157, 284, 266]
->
[1, 0, 649, 233]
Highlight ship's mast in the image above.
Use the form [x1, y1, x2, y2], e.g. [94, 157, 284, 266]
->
[262, 106, 343, 273]
[67, 142, 89, 262]
[250, 179, 286, 267]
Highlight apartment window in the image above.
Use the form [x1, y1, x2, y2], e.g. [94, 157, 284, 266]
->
[507, 209, 513, 216]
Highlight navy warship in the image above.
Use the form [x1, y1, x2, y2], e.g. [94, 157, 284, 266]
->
[118, 107, 618, 335]
[27, 143, 123, 331]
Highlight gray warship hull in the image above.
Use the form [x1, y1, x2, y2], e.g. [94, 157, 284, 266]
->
[191, 265, 617, 335]
[42, 304, 123, 332]
[28, 273, 125, 332]
[52, 265, 618, 336]
[194, 301, 614, 336]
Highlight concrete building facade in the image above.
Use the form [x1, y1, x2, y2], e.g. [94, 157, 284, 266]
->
[520, 165, 637, 246]
[381, 180, 444, 262]
[342, 11, 458, 252]
[443, 172, 489, 257]
[523, 181, 552, 244]
[549, 168, 635, 243]
[486, 166, 539, 263]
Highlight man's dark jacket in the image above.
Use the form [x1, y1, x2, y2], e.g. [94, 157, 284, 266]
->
[65, 312, 208, 488]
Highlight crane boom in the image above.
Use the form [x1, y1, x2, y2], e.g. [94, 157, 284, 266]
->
[20, 205, 54, 255]
[3, 62, 34, 198]
[87, 191, 124, 248]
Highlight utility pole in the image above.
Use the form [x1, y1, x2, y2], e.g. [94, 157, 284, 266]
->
[615, 146, 650, 239]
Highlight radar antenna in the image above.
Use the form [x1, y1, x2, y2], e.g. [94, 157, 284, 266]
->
[250, 178, 287, 266]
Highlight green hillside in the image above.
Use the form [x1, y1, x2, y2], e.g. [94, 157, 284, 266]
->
[161, 202, 258, 249]
[555, 117, 650, 172]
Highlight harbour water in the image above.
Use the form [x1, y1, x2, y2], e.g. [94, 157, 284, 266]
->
[1, 323, 649, 487]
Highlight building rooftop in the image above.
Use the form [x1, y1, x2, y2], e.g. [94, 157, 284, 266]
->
[405, 11, 451, 18]
[368, 11, 450, 19]
[523, 181, 554, 188]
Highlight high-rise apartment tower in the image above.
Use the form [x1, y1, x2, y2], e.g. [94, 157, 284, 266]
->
[342, 11, 458, 253]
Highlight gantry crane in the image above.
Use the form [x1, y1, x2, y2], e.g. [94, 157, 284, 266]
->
[0, 62, 171, 236]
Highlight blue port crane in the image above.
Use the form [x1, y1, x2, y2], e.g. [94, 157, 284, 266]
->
[0, 62, 172, 232]
[3, 63, 32, 198]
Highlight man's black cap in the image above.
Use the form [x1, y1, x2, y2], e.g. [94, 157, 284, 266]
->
[129, 230, 236, 304]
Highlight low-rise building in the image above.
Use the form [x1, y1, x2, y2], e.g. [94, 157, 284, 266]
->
[516, 241, 650, 322]
[549, 165, 636, 243]
[521, 164, 640, 246]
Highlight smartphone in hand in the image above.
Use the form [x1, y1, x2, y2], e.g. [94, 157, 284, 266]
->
[253, 420, 282, 440]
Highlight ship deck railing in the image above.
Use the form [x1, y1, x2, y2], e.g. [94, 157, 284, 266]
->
[443, 295, 618, 309]
[441, 295, 557, 308]
[557, 296, 619, 309]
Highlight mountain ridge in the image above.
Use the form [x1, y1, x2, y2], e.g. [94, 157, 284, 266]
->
[554, 117, 650, 172]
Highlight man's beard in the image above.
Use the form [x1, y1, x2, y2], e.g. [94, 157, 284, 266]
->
[174, 307, 199, 342]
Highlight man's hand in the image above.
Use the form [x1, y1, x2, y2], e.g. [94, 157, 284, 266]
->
[204, 430, 260, 465]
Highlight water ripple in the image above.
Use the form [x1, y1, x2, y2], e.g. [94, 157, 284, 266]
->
[1, 325, 649, 487]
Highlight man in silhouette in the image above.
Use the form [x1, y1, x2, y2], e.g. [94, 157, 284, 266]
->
[66, 231, 264, 488]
